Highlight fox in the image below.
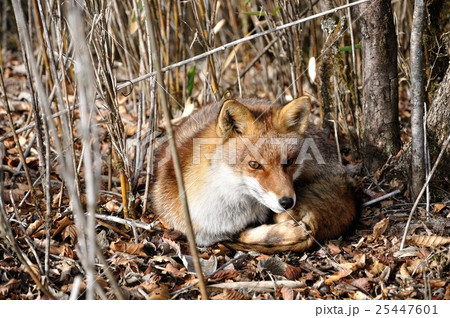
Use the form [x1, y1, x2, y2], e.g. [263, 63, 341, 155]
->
[152, 96, 359, 253]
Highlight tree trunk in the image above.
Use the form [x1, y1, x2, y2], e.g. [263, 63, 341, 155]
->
[410, 0, 427, 199]
[426, 61, 450, 184]
[355, 0, 401, 173]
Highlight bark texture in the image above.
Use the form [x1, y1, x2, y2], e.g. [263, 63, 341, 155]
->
[426, 62, 450, 183]
[356, 0, 401, 173]
[410, 0, 427, 200]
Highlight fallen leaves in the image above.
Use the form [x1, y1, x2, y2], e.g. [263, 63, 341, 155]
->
[409, 234, 450, 247]
[110, 240, 149, 257]
[0, 279, 20, 297]
[369, 217, 389, 241]
[211, 289, 250, 300]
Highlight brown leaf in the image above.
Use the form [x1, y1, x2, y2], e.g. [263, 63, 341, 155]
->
[277, 285, 294, 300]
[406, 259, 423, 276]
[26, 219, 45, 238]
[444, 284, 450, 300]
[367, 260, 386, 276]
[327, 241, 341, 255]
[399, 263, 412, 280]
[61, 224, 78, 244]
[349, 277, 370, 292]
[165, 263, 186, 278]
[325, 269, 352, 285]
[284, 264, 302, 280]
[49, 244, 75, 258]
[0, 278, 20, 296]
[433, 203, 446, 213]
[211, 289, 250, 300]
[372, 217, 389, 239]
[212, 269, 239, 282]
[110, 240, 148, 257]
[52, 216, 74, 238]
[105, 200, 121, 212]
[409, 234, 450, 247]
[147, 284, 170, 300]
[24, 264, 40, 279]
[59, 261, 72, 282]
[429, 279, 446, 288]
[138, 282, 159, 294]
[348, 290, 371, 300]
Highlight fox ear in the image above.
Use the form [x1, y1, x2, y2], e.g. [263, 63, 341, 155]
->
[275, 96, 311, 134]
[217, 99, 255, 138]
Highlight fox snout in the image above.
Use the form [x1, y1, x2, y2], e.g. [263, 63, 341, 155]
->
[279, 196, 295, 210]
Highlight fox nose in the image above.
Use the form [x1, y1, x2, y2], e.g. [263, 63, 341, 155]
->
[279, 197, 294, 210]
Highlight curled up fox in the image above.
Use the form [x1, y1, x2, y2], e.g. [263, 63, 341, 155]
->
[153, 97, 359, 253]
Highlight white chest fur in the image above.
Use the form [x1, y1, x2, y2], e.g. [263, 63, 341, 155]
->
[187, 163, 270, 246]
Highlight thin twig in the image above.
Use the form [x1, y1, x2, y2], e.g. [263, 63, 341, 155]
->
[400, 134, 450, 250]
[362, 189, 401, 207]
[208, 280, 306, 291]
[94, 213, 158, 231]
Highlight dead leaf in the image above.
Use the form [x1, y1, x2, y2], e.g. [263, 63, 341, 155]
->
[284, 264, 302, 280]
[0, 279, 20, 296]
[394, 246, 418, 258]
[325, 269, 353, 285]
[212, 269, 239, 282]
[211, 289, 250, 300]
[406, 259, 423, 276]
[327, 241, 341, 255]
[105, 200, 121, 212]
[349, 277, 370, 292]
[165, 263, 186, 278]
[444, 284, 450, 300]
[49, 244, 75, 258]
[26, 219, 45, 237]
[433, 203, 446, 213]
[277, 285, 294, 300]
[409, 234, 450, 247]
[61, 224, 78, 244]
[147, 285, 170, 300]
[24, 264, 40, 279]
[366, 261, 386, 276]
[59, 261, 72, 282]
[180, 254, 217, 276]
[348, 290, 371, 300]
[372, 217, 389, 239]
[52, 216, 74, 238]
[138, 282, 159, 294]
[110, 240, 148, 257]
[429, 279, 446, 288]
[399, 263, 412, 280]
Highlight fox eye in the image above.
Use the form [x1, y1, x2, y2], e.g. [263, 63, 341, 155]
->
[248, 161, 262, 170]
[284, 158, 295, 166]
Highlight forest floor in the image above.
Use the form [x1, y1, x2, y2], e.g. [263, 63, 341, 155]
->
[1, 53, 450, 300]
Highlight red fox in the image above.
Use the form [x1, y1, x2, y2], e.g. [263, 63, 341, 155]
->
[152, 97, 359, 253]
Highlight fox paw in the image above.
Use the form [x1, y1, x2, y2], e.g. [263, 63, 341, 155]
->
[237, 219, 312, 246]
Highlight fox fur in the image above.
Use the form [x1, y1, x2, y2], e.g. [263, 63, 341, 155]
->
[152, 97, 359, 253]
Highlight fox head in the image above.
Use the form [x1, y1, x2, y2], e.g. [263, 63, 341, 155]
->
[215, 96, 311, 213]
